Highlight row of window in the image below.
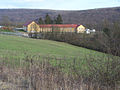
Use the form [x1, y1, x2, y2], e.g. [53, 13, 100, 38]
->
[29, 27, 76, 32]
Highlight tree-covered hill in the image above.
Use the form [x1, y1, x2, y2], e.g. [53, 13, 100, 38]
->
[0, 7, 120, 28]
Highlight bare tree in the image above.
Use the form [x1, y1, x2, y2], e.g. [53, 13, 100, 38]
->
[1, 16, 12, 26]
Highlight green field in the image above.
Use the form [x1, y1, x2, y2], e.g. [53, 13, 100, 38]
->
[0, 34, 108, 73]
[0, 29, 14, 32]
[0, 34, 105, 58]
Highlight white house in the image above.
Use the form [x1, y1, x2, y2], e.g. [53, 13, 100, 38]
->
[0, 26, 4, 28]
[86, 29, 96, 34]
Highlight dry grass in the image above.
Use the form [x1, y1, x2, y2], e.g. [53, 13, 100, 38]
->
[0, 55, 119, 90]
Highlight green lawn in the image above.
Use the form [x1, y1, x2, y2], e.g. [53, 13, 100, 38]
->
[0, 34, 108, 72]
[0, 29, 14, 32]
[0, 34, 104, 57]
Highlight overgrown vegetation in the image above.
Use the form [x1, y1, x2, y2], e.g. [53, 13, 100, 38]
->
[0, 52, 120, 90]
[0, 34, 120, 89]
[38, 14, 63, 24]
[0, 26, 14, 32]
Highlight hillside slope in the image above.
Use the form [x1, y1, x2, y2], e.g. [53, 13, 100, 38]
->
[0, 7, 120, 27]
[0, 34, 102, 58]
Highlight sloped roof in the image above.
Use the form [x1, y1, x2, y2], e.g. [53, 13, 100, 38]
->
[23, 20, 38, 26]
[23, 21, 32, 26]
[24, 20, 80, 28]
[76, 25, 85, 28]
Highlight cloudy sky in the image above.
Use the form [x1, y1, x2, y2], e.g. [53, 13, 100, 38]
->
[0, 0, 120, 10]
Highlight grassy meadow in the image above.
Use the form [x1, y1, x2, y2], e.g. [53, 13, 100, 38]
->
[0, 34, 103, 57]
[0, 34, 119, 90]
[0, 34, 110, 70]
[0, 34, 107, 71]
[0, 29, 14, 32]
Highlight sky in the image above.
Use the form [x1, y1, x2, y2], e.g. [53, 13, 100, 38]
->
[0, 0, 120, 10]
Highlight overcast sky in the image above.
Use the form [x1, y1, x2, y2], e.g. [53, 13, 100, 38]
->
[0, 0, 120, 10]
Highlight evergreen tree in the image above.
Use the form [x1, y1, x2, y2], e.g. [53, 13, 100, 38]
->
[55, 14, 63, 24]
[103, 28, 110, 37]
[38, 17, 44, 24]
[45, 14, 52, 24]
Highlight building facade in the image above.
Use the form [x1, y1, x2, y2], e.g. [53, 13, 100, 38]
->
[23, 21, 86, 33]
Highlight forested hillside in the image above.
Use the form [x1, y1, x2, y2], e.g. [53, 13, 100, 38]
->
[0, 7, 120, 28]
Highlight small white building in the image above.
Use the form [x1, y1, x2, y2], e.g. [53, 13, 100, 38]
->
[0, 26, 4, 28]
[86, 29, 96, 34]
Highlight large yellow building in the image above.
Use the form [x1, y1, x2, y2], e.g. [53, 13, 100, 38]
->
[23, 21, 86, 33]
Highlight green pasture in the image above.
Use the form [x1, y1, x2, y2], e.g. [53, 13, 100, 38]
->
[0, 29, 14, 32]
[0, 34, 112, 74]
[0, 34, 103, 57]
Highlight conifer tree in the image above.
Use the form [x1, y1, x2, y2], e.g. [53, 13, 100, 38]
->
[45, 14, 52, 24]
[55, 14, 63, 24]
[38, 17, 44, 24]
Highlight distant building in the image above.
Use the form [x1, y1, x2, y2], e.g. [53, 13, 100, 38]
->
[23, 21, 86, 33]
[0, 26, 4, 28]
[86, 29, 96, 34]
[77, 25, 86, 33]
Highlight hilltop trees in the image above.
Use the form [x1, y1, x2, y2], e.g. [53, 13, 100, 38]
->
[38, 17, 44, 24]
[39, 14, 63, 24]
[55, 14, 63, 24]
[45, 14, 52, 24]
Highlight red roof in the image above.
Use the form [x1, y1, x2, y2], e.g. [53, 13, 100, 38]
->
[23, 20, 78, 28]
[39, 24, 78, 28]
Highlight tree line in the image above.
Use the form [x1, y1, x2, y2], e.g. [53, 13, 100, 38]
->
[29, 21, 120, 57]
[38, 14, 63, 24]
[0, 14, 63, 27]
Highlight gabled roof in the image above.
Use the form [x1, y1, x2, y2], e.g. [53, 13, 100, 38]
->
[23, 21, 32, 26]
[76, 25, 85, 28]
[23, 20, 38, 26]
